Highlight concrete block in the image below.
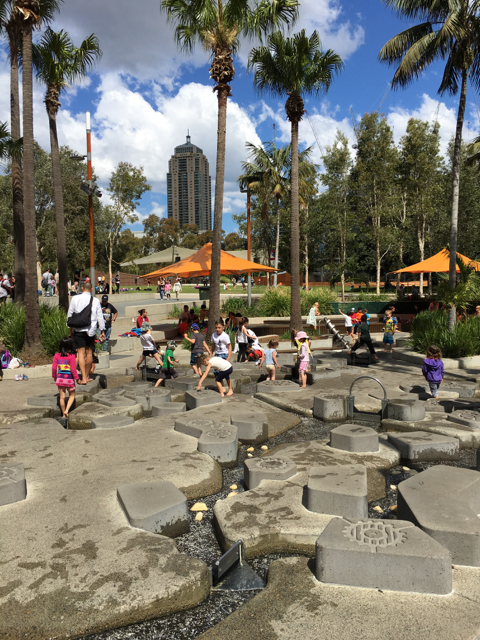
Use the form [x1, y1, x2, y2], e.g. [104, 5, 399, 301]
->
[91, 415, 135, 429]
[125, 367, 143, 380]
[347, 352, 376, 366]
[306, 368, 341, 384]
[425, 398, 455, 413]
[185, 389, 223, 411]
[198, 424, 238, 467]
[164, 377, 201, 392]
[329, 424, 379, 453]
[387, 399, 426, 422]
[174, 417, 222, 439]
[440, 381, 477, 398]
[68, 402, 143, 430]
[256, 380, 299, 394]
[82, 380, 100, 395]
[122, 381, 153, 392]
[315, 518, 452, 595]
[313, 394, 347, 422]
[94, 388, 126, 401]
[398, 465, 480, 566]
[447, 410, 480, 428]
[244, 456, 297, 490]
[27, 394, 58, 410]
[388, 431, 459, 462]
[117, 481, 189, 537]
[399, 381, 428, 396]
[151, 403, 187, 416]
[230, 411, 268, 445]
[307, 464, 368, 519]
[97, 396, 138, 408]
[0, 463, 27, 506]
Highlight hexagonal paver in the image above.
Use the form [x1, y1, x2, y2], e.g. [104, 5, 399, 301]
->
[27, 395, 58, 409]
[91, 415, 135, 429]
[198, 425, 238, 467]
[117, 481, 189, 537]
[313, 394, 347, 422]
[185, 389, 223, 410]
[230, 411, 268, 445]
[0, 463, 27, 506]
[256, 380, 299, 394]
[174, 417, 226, 439]
[387, 431, 459, 462]
[307, 464, 368, 519]
[122, 381, 153, 393]
[387, 399, 426, 421]
[330, 424, 379, 453]
[164, 377, 202, 392]
[244, 456, 297, 490]
[97, 397, 138, 408]
[447, 410, 480, 428]
[151, 403, 186, 416]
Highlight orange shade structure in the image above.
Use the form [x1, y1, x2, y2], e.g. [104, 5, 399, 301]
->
[143, 243, 278, 279]
[392, 249, 480, 274]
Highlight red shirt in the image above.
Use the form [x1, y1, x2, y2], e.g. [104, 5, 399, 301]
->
[136, 315, 149, 328]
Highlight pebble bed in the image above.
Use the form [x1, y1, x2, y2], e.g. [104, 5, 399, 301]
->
[82, 382, 478, 640]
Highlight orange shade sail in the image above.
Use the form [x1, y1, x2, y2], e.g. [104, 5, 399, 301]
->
[392, 249, 480, 274]
[143, 243, 278, 279]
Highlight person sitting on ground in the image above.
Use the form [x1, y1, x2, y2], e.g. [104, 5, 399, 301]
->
[178, 305, 189, 323]
[52, 337, 79, 418]
[349, 315, 379, 360]
[135, 323, 163, 370]
[157, 340, 179, 384]
[188, 308, 199, 325]
[259, 339, 280, 380]
[184, 323, 211, 376]
[196, 354, 234, 397]
[136, 309, 149, 329]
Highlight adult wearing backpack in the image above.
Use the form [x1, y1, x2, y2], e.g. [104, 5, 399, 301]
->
[67, 281, 105, 384]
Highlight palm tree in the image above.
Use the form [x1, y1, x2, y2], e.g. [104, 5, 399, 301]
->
[33, 28, 101, 311]
[161, 0, 298, 332]
[0, 0, 61, 304]
[379, 0, 480, 331]
[248, 29, 343, 330]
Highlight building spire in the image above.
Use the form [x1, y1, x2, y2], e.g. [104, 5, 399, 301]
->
[186, 130, 191, 144]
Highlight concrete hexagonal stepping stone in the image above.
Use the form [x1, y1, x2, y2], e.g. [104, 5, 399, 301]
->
[151, 402, 186, 416]
[387, 431, 459, 462]
[425, 398, 455, 413]
[399, 381, 429, 395]
[122, 381, 153, 392]
[68, 401, 143, 430]
[0, 463, 27, 506]
[94, 388, 126, 401]
[97, 396, 138, 408]
[244, 456, 297, 490]
[81, 380, 100, 395]
[447, 410, 480, 428]
[91, 415, 135, 429]
[330, 424, 379, 452]
[198, 424, 238, 467]
[174, 417, 225, 438]
[387, 399, 426, 421]
[313, 394, 347, 422]
[307, 464, 368, 518]
[398, 465, 480, 566]
[230, 411, 268, 445]
[315, 518, 452, 594]
[185, 389, 223, 410]
[27, 394, 59, 409]
[439, 381, 477, 398]
[117, 481, 189, 537]
[256, 380, 299, 394]
[164, 377, 201, 392]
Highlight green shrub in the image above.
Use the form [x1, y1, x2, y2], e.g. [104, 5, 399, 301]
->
[221, 297, 248, 315]
[256, 288, 291, 317]
[0, 303, 69, 357]
[169, 304, 181, 319]
[300, 288, 337, 315]
[410, 310, 480, 358]
[39, 305, 69, 356]
[0, 303, 25, 355]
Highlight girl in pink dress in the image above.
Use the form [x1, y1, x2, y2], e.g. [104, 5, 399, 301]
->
[52, 337, 79, 418]
[296, 331, 309, 388]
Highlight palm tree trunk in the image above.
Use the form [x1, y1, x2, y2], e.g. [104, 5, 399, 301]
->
[22, 25, 42, 352]
[48, 108, 69, 311]
[290, 118, 302, 331]
[274, 196, 280, 287]
[448, 68, 468, 332]
[208, 85, 228, 335]
[305, 203, 309, 292]
[9, 34, 25, 304]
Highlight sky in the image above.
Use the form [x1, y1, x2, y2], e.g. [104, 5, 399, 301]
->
[1, 0, 480, 237]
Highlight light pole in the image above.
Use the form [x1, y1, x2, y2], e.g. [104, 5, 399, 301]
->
[240, 186, 251, 307]
[86, 111, 95, 286]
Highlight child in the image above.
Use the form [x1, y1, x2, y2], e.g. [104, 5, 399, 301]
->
[157, 340, 179, 385]
[339, 309, 354, 339]
[184, 323, 211, 376]
[236, 316, 249, 362]
[52, 337, 79, 418]
[349, 315, 379, 360]
[165, 282, 172, 299]
[363, 308, 370, 325]
[135, 323, 163, 370]
[296, 331, 309, 388]
[383, 310, 398, 353]
[422, 345, 444, 398]
[212, 319, 232, 361]
[260, 339, 279, 380]
[199, 304, 208, 327]
[196, 354, 234, 397]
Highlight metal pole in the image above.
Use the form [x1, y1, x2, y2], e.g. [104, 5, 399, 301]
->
[247, 187, 251, 307]
[86, 111, 95, 286]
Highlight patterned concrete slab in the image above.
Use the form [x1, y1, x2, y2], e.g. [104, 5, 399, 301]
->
[68, 401, 144, 430]
[0, 462, 26, 506]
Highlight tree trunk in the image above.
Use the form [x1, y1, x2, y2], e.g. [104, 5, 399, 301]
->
[448, 68, 468, 332]
[376, 238, 381, 296]
[305, 204, 309, 292]
[22, 26, 42, 352]
[418, 216, 425, 297]
[9, 32, 25, 303]
[289, 118, 302, 331]
[273, 196, 280, 287]
[48, 108, 69, 311]
[208, 85, 228, 336]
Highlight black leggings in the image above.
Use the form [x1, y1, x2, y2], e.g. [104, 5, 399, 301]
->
[351, 338, 376, 354]
[237, 343, 247, 362]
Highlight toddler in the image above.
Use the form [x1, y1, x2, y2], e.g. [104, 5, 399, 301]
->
[296, 331, 309, 388]
[422, 345, 444, 398]
[260, 339, 279, 380]
[52, 337, 79, 418]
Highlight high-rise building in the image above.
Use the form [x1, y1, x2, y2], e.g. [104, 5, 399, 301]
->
[167, 134, 212, 232]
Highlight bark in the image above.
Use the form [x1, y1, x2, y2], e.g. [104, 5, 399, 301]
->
[448, 68, 468, 332]
[208, 84, 228, 336]
[305, 204, 309, 292]
[273, 196, 280, 287]
[8, 29, 25, 303]
[289, 118, 302, 331]
[376, 238, 381, 296]
[48, 105, 69, 311]
[22, 25, 42, 351]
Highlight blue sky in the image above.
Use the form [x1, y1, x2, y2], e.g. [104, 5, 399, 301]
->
[1, 0, 479, 238]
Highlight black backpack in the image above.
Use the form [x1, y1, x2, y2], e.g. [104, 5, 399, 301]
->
[67, 295, 93, 329]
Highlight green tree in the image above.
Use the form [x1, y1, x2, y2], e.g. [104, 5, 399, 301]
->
[248, 30, 342, 330]
[224, 231, 243, 251]
[161, 0, 298, 332]
[105, 163, 151, 285]
[32, 28, 101, 310]
[379, 0, 480, 330]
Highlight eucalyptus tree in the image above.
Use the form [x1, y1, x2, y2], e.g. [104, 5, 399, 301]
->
[248, 29, 342, 330]
[161, 0, 298, 331]
[33, 28, 101, 311]
[379, 0, 480, 330]
[0, 0, 62, 304]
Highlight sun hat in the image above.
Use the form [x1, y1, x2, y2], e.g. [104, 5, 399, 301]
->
[295, 331, 309, 340]
[351, 307, 355, 311]
[191, 323, 199, 330]
[141, 322, 151, 332]
[167, 340, 177, 349]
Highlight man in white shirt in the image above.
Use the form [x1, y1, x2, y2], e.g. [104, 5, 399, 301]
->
[67, 282, 105, 384]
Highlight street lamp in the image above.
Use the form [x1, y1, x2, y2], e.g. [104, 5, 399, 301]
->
[240, 185, 251, 307]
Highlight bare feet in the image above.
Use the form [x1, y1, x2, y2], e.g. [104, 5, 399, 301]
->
[300, 385, 307, 389]
[226, 391, 234, 396]
[220, 393, 225, 398]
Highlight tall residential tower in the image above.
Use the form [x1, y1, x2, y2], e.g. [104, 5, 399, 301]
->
[167, 134, 212, 232]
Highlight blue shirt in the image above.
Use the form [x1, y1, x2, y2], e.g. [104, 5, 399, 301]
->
[264, 348, 276, 365]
